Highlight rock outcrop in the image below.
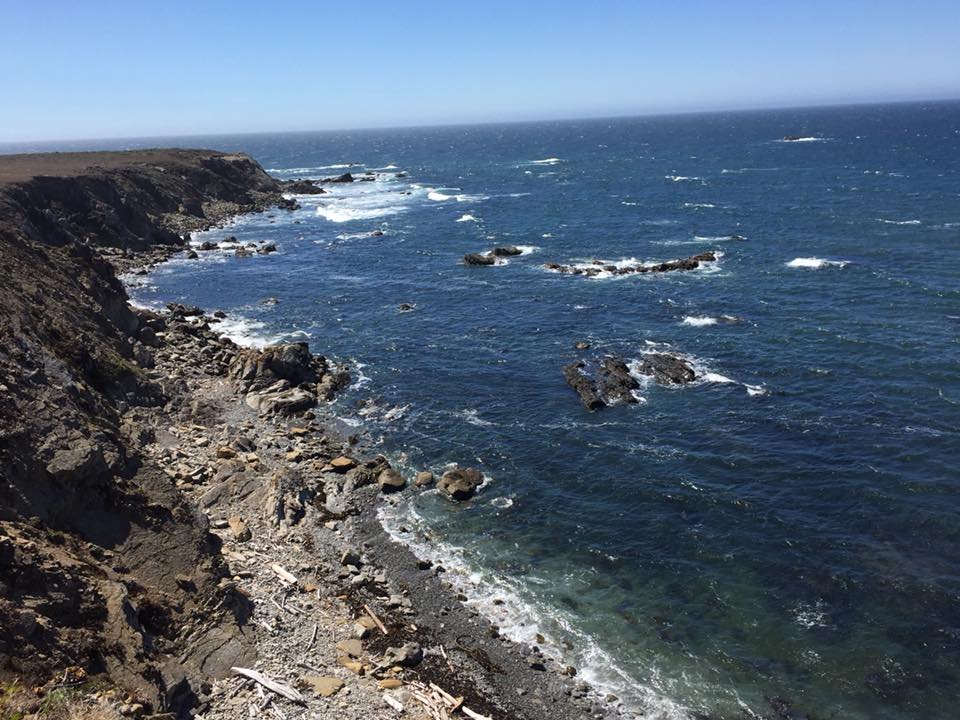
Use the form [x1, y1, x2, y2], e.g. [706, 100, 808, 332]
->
[564, 352, 699, 409]
[545, 251, 717, 277]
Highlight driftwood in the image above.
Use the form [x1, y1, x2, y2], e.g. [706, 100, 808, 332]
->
[231, 667, 305, 704]
[409, 681, 491, 720]
[271, 563, 298, 584]
[383, 693, 405, 712]
[364, 603, 389, 635]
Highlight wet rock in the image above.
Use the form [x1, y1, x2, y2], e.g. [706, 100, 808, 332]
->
[545, 251, 718, 276]
[574, 340, 590, 351]
[562, 361, 605, 410]
[414, 471, 434, 487]
[398, 303, 415, 313]
[490, 245, 522, 257]
[635, 352, 697, 385]
[257, 243, 277, 255]
[382, 643, 423, 668]
[282, 179, 326, 194]
[596, 357, 640, 404]
[322, 172, 354, 183]
[199, 241, 218, 251]
[234, 246, 253, 257]
[464, 252, 496, 266]
[185, 250, 198, 259]
[438, 467, 484, 501]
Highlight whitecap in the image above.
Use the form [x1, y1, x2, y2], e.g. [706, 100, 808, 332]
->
[876, 218, 921, 225]
[776, 136, 826, 143]
[683, 202, 716, 208]
[786, 257, 850, 269]
[664, 175, 702, 182]
[458, 409, 494, 427]
[215, 315, 284, 348]
[489, 497, 514, 509]
[682, 316, 718, 327]
[456, 214, 477, 223]
[527, 157, 562, 165]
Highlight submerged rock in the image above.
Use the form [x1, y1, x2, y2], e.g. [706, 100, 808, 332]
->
[438, 467, 484, 501]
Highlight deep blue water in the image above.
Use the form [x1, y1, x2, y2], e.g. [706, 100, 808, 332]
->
[18, 103, 960, 719]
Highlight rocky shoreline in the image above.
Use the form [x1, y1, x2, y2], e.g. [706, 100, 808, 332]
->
[0, 151, 632, 720]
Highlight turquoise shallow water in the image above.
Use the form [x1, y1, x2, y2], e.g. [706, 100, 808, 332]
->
[14, 102, 959, 719]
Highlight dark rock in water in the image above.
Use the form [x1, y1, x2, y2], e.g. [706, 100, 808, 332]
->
[491, 245, 522, 257]
[322, 172, 354, 184]
[166, 303, 204, 318]
[371, 229, 384, 237]
[223, 235, 238, 243]
[546, 251, 717, 277]
[438, 467, 484, 501]
[464, 252, 496, 266]
[574, 341, 591, 351]
[185, 249, 198, 259]
[635, 353, 697, 385]
[260, 297, 278, 305]
[395, 172, 407, 178]
[726, 234, 747, 241]
[257, 243, 277, 255]
[213, 310, 227, 319]
[563, 361, 606, 410]
[596, 357, 640, 404]
[198, 241, 217, 251]
[282, 179, 326, 194]
[235, 246, 253, 257]
[398, 303, 415, 313]
[277, 197, 300, 210]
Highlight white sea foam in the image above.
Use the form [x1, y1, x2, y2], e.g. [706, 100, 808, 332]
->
[456, 214, 477, 222]
[527, 157, 562, 165]
[428, 188, 488, 203]
[682, 316, 718, 327]
[664, 175, 702, 182]
[378, 499, 692, 719]
[876, 218, 921, 225]
[776, 136, 825, 143]
[683, 202, 716, 208]
[458, 409, 494, 427]
[557, 251, 724, 280]
[315, 176, 426, 222]
[786, 257, 850, 269]
[215, 315, 284, 348]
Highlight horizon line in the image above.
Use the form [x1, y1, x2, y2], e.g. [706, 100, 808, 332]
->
[2, 95, 958, 149]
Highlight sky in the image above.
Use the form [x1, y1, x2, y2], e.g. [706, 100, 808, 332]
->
[1, 0, 958, 143]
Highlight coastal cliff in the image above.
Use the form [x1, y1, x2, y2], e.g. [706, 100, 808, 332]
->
[0, 151, 287, 712]
[0, 151, 617, 720]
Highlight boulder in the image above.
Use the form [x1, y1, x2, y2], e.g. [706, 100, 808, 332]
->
[246, 385, 317, 415]
[438, 467, 484, 501]
[464, 253, 495, 266]
[377, 468, 406, 493]
[235, 246, 253, 257]
[490, 245, 522, 257]
[414, 471, 434, 487]
[199, 241, 218, 251]
[330, 456, 357, 472]
[257, 243, 277, 255]
[230, 343, 320, 394]
[185, 250, 198, 259]
[574, 340, 590, 351]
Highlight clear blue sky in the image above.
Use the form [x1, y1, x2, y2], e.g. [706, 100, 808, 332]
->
[2, 0, 958, 142]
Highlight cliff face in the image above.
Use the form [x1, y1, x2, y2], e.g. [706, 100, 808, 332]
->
[0, 151, 284, 714]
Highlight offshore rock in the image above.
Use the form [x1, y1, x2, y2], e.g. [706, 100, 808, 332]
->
[464, 252, 496, 266]
[438, 467, 484, 501]
[635, 352, 697, 385]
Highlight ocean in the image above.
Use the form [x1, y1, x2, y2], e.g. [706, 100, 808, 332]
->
[18, 101, 960, 719]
